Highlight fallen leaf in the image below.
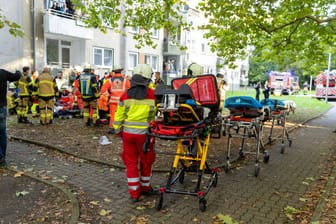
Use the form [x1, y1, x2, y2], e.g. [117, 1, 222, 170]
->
[90, 201, 100, 206]
[99, 209, 111, 216]
[16, 190, 29, 197]
[104, 198, 111, 202]
[14, 171, 24, 178]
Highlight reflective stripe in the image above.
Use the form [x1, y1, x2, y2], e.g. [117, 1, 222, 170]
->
[124, 121, 149, 127]
[128, 185, 139, 190]
[140, 176, 151, 181]
[123, 127, 147, 134]
[124, 99, 155, 107]
[127, 177, 140, 183]
[140, 182, 151, 187]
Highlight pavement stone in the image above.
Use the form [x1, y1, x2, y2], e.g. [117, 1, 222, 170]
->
[4, 102, 336, 223]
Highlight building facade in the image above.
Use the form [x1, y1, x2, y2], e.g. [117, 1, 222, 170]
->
[0, 0, 248, 87]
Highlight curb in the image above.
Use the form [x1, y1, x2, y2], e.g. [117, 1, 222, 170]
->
[8, 167, 80, 224]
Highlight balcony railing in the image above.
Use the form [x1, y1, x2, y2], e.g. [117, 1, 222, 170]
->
[43, 9, 93, 40]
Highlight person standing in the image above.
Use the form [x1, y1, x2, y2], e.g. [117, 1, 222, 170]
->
[35, 67, 58, 125]
[153, 71, 164, 87]
[101, 65, 130, 134]
[219, 79, 229, 110]
[30, 69, 39, 117]
[255, 82, 261, 101]
[113, 64, 157, 202]
[0, 69, 21, 167]
[78, 66, 100, 126]
[16, 66, 33, 123]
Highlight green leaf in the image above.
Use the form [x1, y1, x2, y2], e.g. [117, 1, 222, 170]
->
[16, 190, 29, 197]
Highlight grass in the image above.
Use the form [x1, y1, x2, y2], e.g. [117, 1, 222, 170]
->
[225, 87, 333, 124]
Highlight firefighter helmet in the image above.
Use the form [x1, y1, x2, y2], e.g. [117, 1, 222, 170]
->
[133, 64, 153, 79]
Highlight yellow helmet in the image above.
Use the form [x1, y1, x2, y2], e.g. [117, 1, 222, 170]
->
[112, 64, 123, 72]
[133, 64, 153, 79]
[9, 82, 16, 89]
[188, 63, 202, 76]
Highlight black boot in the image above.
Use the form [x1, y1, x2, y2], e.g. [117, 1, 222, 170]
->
[18, 117, 23, 123]
[22, 117, 31, 124]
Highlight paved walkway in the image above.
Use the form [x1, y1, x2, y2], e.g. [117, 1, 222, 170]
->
[4, 103, 336, 223]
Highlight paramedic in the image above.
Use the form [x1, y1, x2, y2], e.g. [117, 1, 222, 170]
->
[187, 63, 202, 77]
[113, 64, 157, 202]
[78, 66, 100, 126]
[0, 69, 21, 167]
[101, 65, 130, 134]
[16, 66, 33, 123]
[35, 67, 58, 125]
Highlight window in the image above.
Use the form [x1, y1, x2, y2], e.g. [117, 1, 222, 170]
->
[128, 52, 139, 70]
[129, 27, 139, 34]
[151, 29, 159, 39]
[93, 47, 113, 67]
[46, 39, 59, 65]
[201, 43, 206, 53]
[145, 54, 159, 71]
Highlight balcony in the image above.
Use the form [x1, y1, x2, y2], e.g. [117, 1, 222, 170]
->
[163, 38, 182, 55]
[43, 10, 93, 40]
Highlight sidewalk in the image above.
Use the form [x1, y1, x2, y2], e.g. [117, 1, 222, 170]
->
[1, 103, 336, 223]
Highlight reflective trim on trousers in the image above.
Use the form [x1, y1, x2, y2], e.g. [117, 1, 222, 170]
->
[127, 177, 140, 182]
[140, 176, 151, 181]
[128, 185, 140, 191]
[140, 182, 150, 187]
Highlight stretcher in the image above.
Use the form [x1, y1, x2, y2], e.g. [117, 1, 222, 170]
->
[147, 75, 221, 212]
[223, 96, 269, 177]
[260, 99, 294, 153]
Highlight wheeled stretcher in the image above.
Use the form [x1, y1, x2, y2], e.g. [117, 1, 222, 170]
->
[147, 75, 221, 212]
[261, 99, 294, 153]
[223, 96, 269, 177]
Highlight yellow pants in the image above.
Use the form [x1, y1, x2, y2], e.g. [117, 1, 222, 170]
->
[83, 99, 98, 125]
[39, 97, 54, 125]
[17, 96, 29, 119]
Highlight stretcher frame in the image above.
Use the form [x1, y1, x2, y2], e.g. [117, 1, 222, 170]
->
[265, 106, 293, 153]
[223, 115, 268, 177]
[148, 75, 221, 212]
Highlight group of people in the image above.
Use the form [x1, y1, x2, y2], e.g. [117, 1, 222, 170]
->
[254, 81, 271, 101]
[50, 0, 75, 17]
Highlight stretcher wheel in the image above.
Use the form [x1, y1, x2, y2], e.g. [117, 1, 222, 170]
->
[289, 140, 292, 147]
[199, 198, 207, 212]
[239, 150, 245, 159]
[280, 144, 285, 154]
[263, 151, 270, 163]
[155, 193, 164, 211]
[179, 170, 185, 184]
[254, 165, 260, 177]
[212, 173, 218, 188]
[224, 161, 230, 173]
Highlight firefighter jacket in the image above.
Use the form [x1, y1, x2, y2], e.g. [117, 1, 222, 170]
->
[78, 72, 99, 99]
[17, 75, 33, 97]
[35, 72, 58, 98]
[113, 88, 156, 135]
[101, 73, 130, 104]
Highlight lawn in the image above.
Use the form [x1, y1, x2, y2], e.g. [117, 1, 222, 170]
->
[225, 87, 332, 124]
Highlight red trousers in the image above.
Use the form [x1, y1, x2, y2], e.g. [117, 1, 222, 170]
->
[109, 103, 118, 127]
[121, 132, 156, 199]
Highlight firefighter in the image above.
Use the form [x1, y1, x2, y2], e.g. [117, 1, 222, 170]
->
[187, 63, 202, 77]
[16, 66, 33, 123]
[113, 64, 157, 202]
[35, 67, 58, 125]
[78, 66, 100, 126]
[72, 66, 84, 115]
[30, 69, 39, 117]
[101, 65, 130, 134]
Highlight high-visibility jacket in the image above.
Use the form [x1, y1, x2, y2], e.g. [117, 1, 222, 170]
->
[78, 72, 99, 99]
[101, 73, 130, 104]
[18, 75, 32, 97]
[36, 72, 57, 98]
[113, 88, 156, 135]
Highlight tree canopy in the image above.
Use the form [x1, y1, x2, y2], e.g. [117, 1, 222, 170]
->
[72, 0, 336, 73]
[0, 10, 24, 37]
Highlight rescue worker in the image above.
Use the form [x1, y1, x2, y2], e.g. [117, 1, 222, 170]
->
[153, 71, 164, 87]
[35, 67, 58, 125]
[101, 65, 130, 134]
[78, 66, 100, 126]
[72, 66, 84, 115]
[113, 64, 157, 202]
[7, 82, 18, 115]
[30, 69, 39, 117]
[16, 66, 33, 123]
[187, 63, 203, 77]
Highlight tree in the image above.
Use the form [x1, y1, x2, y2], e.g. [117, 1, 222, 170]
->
[198, 0, 336, 70]
[0, 10, 24, 37]
[71, 0, 189, 49]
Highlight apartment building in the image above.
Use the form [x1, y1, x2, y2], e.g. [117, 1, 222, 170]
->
[0, 0, 248, 87]
[0, 0, 163, 79]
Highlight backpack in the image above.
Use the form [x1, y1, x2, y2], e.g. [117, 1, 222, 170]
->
[79, 73, 93, 97]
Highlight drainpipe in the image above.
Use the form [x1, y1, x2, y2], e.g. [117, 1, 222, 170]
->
[32, 0, 36, 69]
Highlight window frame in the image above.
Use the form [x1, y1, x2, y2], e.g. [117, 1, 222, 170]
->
[128, 52, 139, 70]
[93, 47, 114, 68]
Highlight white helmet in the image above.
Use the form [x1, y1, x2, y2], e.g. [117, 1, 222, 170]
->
[188, 63, 202, 76]
[133, 64, 153, 79]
